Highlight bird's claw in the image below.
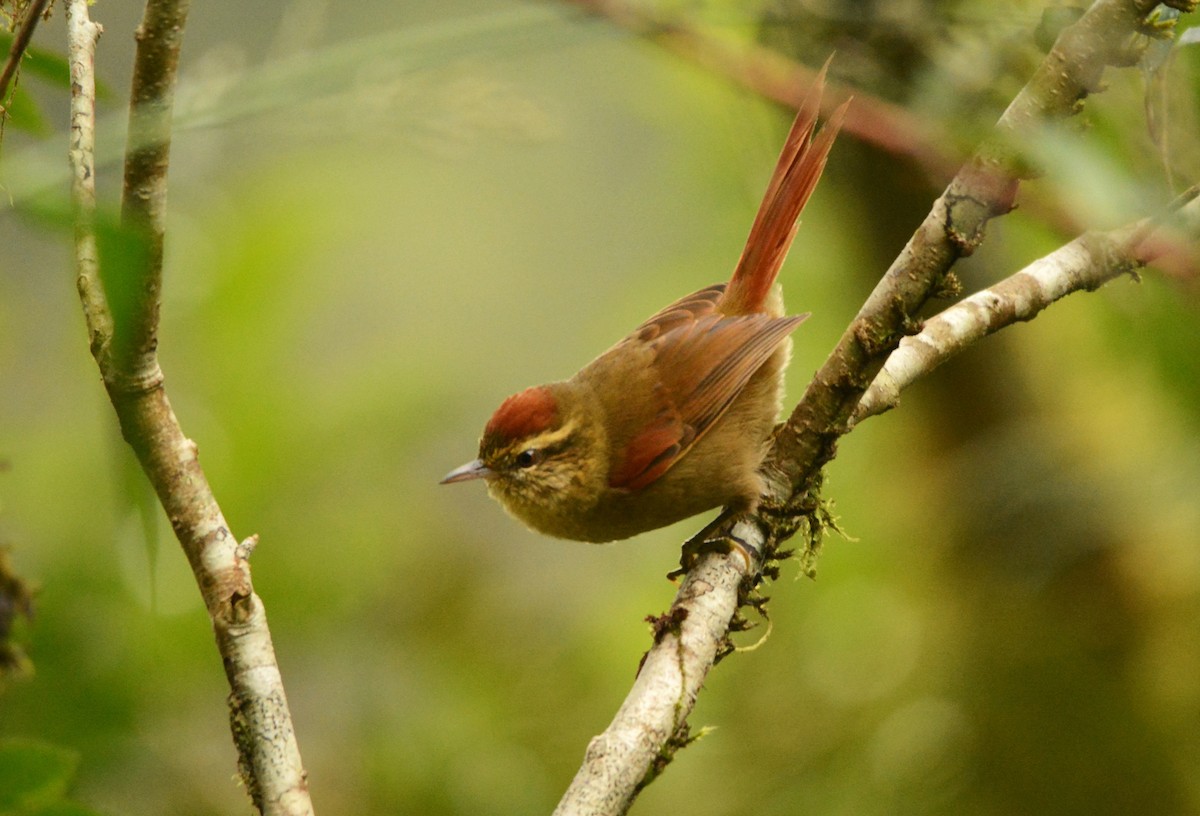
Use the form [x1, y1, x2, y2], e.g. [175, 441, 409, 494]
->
[667, 531, 757, 581]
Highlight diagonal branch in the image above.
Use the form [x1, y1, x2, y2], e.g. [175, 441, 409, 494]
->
[553, 522, 758, 816]
[854, 188, 1200, 424]
[770, 0, 1186, 493]
[566, 0, 949, 174]
[0, 0, 50, 109]
[66, 1, 314, 813]
[554, 2, 1196, 814]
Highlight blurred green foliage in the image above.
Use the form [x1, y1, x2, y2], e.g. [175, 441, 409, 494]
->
[0, 24, 78, 137]
[0, 738, 103, 815]
[2, 1, 1200, 815]
[0, 30, 71, 87]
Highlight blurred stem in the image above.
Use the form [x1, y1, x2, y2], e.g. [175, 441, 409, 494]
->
[561, 0, 1125, 252]
[115, 0, 191, 388]
[66, 1, 314, 814]
[0, 0, 50, 110]
[565, 0, 950, 174]
[0, 544, 36, 681]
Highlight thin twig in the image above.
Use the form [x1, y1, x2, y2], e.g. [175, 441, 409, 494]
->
[66, 1, 314, 813]
[0, 0, 50, 109]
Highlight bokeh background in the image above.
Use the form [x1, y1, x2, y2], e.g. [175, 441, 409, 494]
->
[3, 0, 1200, 813]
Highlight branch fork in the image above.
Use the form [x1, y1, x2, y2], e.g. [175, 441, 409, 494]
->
[556, 2, 1200, 814]
[65, 1, 312, 813]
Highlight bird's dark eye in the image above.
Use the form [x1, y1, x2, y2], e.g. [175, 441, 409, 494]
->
[514, 449, 542, 469]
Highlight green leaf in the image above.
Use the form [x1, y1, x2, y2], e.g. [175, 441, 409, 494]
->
[0, 33, 71, 89]
[0, 738, 79, 811]
[1, 86, 50, 136]
[93, 208, 154, 365]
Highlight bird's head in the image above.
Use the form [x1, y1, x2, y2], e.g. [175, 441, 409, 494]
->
[440, 384, 608, 524]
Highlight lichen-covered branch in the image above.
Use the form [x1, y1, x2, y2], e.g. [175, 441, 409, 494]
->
[554, 2, 1197, 814]
[66, 2, 314, 814]
[854, 189, 1200, 423]
[66, 0, 108, 355]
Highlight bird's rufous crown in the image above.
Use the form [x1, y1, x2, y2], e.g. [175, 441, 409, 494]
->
[483, 386, 559, 446]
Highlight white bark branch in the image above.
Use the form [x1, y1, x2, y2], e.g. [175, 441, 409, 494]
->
[854, 191, 1200, 424]
[554, 523, 761, 816]
[66, 2, 314, 813]
[66, 0, 108, 355]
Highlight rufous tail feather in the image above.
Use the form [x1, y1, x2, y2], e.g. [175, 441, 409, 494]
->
[720, 60, 849, 315]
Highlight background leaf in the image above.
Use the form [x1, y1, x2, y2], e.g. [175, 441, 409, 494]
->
[0, 739, 78, 812]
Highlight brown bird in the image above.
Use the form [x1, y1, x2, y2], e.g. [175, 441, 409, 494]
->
[442, 67, 847, 544]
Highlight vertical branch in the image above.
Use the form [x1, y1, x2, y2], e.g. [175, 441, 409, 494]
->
[66, 1, 315, 813]
[115, 0, 191, 386]
[66, 0, 108, 356]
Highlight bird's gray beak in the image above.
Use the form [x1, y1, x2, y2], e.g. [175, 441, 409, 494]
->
[439, 459, 494, 484]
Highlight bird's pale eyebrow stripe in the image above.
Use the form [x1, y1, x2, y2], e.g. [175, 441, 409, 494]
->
[506, 419, 580, 456]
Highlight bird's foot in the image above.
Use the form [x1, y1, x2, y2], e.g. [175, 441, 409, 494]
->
[668, 512, 758, 580]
